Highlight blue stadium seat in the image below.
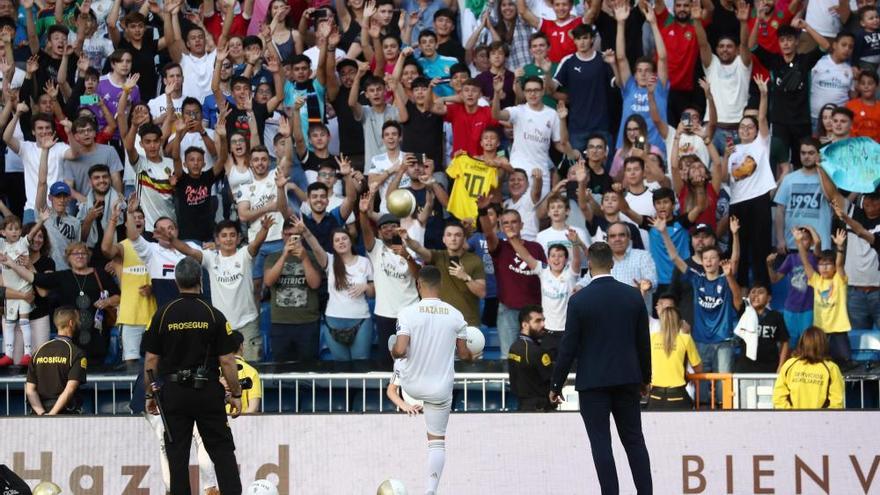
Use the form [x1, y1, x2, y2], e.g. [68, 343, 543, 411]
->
[849, 329, 880, 363]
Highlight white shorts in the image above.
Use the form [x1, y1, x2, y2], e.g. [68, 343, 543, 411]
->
[5, 299, 33, 320]
[422, 399, 452, 437]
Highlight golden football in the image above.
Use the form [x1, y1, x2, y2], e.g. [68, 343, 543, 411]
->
[387, 189, 416, 218]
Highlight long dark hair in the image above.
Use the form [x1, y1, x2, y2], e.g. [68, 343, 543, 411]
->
[622, 114, 649, 148]
[331, 228, 354, 292]
[23, 222, 50, 259]
[493, 0, 518, 44]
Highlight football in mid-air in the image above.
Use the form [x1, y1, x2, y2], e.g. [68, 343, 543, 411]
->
[387, 189, 417, 218]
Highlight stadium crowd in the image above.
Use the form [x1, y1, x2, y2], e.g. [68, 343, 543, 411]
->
[0, 0, 877, 411]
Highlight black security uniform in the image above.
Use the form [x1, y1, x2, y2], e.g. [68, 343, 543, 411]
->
[142, 293, 242, 495]
[25, 336, 86, 414]
[508, 335, 556, 411]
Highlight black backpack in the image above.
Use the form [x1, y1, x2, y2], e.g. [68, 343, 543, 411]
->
[0, 465, 32, 494]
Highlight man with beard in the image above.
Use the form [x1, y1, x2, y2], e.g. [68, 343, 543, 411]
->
[774, 138, 833, 254]
[654, 0, 713, 122]
[698, 1, 752, 152]
[508, 305, 556, 411]
[78, 164, 122, 268]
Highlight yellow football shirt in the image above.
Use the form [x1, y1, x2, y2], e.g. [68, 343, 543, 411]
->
[446, 155, 498, 220]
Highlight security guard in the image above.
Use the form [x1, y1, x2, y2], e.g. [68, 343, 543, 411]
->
[25, 307, 86, 415]
[221, 330, 262, 414]
[143, 256, 243, 495]
[508, 305, 556, 411]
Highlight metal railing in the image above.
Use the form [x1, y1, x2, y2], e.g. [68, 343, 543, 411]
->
[2, 371, 878, 415]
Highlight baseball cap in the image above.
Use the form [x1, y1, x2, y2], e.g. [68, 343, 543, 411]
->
[693, 223, 715, 237]
[378, 213, 400, 227]
[337, 58, 358, 73]
[49, 181, 71, 197]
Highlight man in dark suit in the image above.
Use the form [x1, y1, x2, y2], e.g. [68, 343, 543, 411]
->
[550, 242, 653, 494]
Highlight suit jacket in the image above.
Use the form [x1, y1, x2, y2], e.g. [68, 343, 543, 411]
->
[551, 275, 651, 391]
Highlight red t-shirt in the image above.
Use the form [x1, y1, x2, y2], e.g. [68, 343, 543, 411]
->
[204, 12, 249, 43]
[491, 239, 546, 309]
[541, 17, 582, 63]
[846, 98, 880, 143]
[747, 8, 794, 79]
[657, 9, 709, 91]
[444, 103, 499, 156]
[678, 183, 719, 229]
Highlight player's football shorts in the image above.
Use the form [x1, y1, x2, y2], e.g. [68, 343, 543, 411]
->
[423, 398, 452, 436]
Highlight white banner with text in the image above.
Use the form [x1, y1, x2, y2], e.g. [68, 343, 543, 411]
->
[2, 412, 879, 494]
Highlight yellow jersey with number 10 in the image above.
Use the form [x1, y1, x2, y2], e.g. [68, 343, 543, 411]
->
[446, 155, 498, 221]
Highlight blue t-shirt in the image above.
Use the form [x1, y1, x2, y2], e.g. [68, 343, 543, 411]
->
[553, 51, 613, 135]
[773, 169, 832, 250]
[418, 54, 458, 97]
[616, 77, 668, 152]
[468, 233, 498, 298]
[683, 267, 736, 344]
[202, 93, 235, 128]
[647, 214, 693, 285]
[283, 78, 327, 133]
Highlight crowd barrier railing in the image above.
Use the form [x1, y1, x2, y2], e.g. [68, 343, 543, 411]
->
[1, 371, 878, 415]
[688, 373, 734, 410]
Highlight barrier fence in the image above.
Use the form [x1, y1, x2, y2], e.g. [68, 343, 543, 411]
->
[1, 371, 878, 415]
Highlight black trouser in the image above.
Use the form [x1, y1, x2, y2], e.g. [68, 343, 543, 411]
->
[375, 315, 397, 369]
[772, 122, 812, 169]
[578, 384, 652, 495]
[647, 385, 693, 411]
[481, 297, 498, 328]
[270, 321, 320, 362]
[730, 193, 772, 287]
[1, 172, 24, 217]
[162, 380, 241, 495]
[541, 331, 564, 360]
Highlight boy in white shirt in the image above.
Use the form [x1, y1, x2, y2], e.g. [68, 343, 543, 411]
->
[160, 218, 275, 362]
[507, 227, 583, 354]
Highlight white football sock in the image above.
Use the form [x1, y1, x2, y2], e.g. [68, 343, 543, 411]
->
[2, 320, 14, 356]
[426, 439, 446, 494]
[19, 319, 31, 355]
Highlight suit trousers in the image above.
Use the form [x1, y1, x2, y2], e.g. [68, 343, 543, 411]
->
[578, 384, 652, 495]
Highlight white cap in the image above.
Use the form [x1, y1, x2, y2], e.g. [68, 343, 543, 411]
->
[245, 480, 279, 495]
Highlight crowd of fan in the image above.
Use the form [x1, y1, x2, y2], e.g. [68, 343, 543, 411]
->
[0, 0, 878, 393]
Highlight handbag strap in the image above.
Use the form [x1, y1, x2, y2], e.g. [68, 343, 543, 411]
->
[93, 270, 104, 294]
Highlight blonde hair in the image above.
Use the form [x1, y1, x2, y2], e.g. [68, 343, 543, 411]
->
[64, 241, 91, 259]
[659, 306, 683, 356]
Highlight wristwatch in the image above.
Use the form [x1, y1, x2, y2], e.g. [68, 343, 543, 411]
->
[231, 393, 242, 399]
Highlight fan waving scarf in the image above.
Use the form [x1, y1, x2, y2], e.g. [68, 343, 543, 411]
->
[820, 137, 880, 194]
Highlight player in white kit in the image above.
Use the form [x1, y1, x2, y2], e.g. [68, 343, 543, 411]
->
[391, 265, 474, 495]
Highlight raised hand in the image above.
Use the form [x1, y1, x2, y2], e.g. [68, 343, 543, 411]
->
[565, 228, 580, 245]
[613, 0, 630, 21]
[791, 17, 806, 30]
[791, 227, 805, 242]
[766, 252, 778, 265]
[556, 100, 568, 120]
[649, 216, 667, 231]
[25, 55, 38, 75]
[735, 0, 750, 21]
[123, 73, 141, 92]
[261, 214, 276, 232]
[602, 49, 616, 65]
[637, 279, 653, 295]
[277, 115, 291, 137]
[492, 74, 504, 94]
[730, 215, 740, 235]
[833, 228, 847, 248]
[753, 74, 769, 94]
[38, 136, 57, 149]
[721, 259, 734, 276]
[335, 154, 353, 176]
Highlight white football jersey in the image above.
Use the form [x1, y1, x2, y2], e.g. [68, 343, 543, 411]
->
[396, 298, 467, 402]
